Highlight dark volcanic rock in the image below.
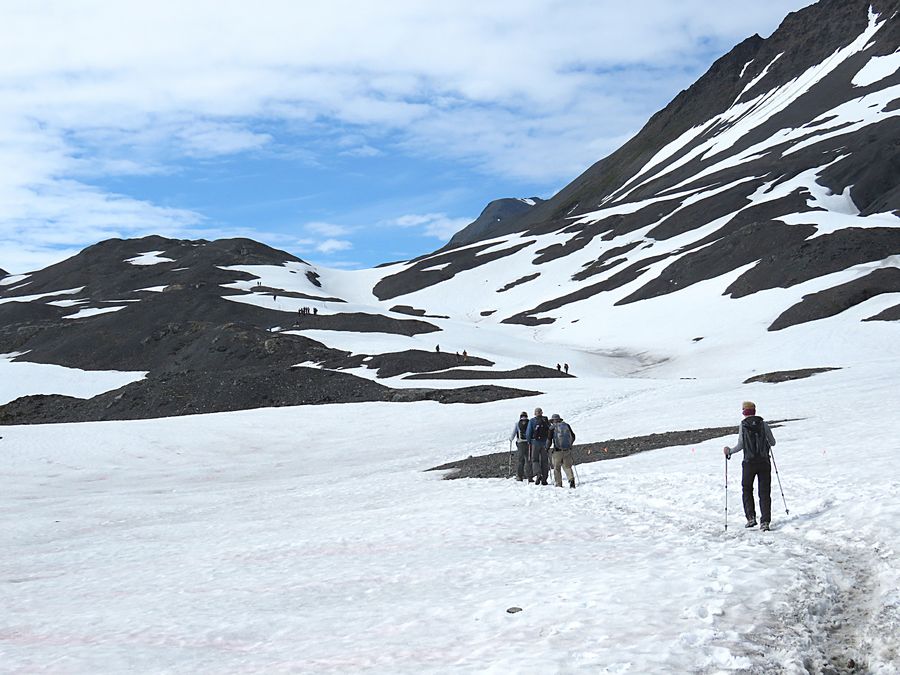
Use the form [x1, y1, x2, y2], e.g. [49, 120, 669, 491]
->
[389, 385, 542, 405]
[429, 426, 738, 479]
[727, 228, 900, 299]
[503, 252, 671, 324]
[0, 235, 544, 423]
[497, 273, 540, 293]
[865, 302, 900, 321]
[429, 421, 796, 479]
[362, 350, 493, 378]
[743, 368, 841, 384]
[404, 365, 571, 380]
[373, 240, 535, 301]
[445, 198, 544, 249]
[0, 373, 541, 425]
[770, 268, 900, 330]
[397, 0, 900, 324]
[389, 305, 449, 319]
[571, 242, 640, 282]
[389, 305, 426, 316]
[620, 220, 817, 305]
[291, 312, 440, 336]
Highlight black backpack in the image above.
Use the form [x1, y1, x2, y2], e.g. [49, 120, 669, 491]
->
[741, 416, 770, 462]
[517, 418, 529, 440]
[533, 416, 550, 442]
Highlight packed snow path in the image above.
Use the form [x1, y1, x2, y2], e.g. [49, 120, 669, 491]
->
[2, 363, 898, 673]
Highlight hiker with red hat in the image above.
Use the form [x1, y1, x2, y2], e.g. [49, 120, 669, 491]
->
[724, 401, 777, 531]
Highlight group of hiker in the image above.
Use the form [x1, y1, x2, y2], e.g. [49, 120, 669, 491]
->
[509, 407, 577, 488]
[298, 306, 318, 316]
[508, 400, 780, 531]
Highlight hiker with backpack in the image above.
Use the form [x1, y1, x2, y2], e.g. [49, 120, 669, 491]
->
[549, 413, 576, 488]
[724, 401, 777, 531]
[509, 412, 534, 482]
[525, 407, 551, 485]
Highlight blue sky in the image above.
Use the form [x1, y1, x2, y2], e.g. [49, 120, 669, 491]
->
[0, 1, 812, 274]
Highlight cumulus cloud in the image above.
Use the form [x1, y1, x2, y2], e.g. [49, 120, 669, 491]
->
[386, 213, 473, 240]
[315, 238, 353, 254]
[0, 0, 813, 271]
[304, 222, 355, 237]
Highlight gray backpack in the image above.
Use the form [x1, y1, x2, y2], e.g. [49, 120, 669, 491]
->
[554, 422, 574, 450]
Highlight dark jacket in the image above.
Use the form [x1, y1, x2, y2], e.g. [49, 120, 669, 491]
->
[525, 416, 550, 444]
[727, 416, 776, 463]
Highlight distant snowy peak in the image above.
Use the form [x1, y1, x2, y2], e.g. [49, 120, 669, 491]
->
[375, 0, 900, 333]
[443, 197, 545, 249]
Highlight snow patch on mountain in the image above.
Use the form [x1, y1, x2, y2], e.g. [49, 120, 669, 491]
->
[0, 353, 146, 405]
[852, 47, 900, 86]
[125, 251, 176, 266]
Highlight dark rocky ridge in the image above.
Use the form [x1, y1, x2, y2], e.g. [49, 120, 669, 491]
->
[374, 239, 535, 301]
[0, 236, 542, 424]
[770, 268, 900, 330]
[444, 198, 544, 249]
[290, 311, 440, 336]
[5, 2, 900, 424]
[430, 420, 797, 479]
[372, 0, 900, 333]
[743, 368, 841, 384]
[404, 365, 571, 380]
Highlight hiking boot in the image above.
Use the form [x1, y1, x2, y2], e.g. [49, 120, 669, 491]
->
[527, 478, 534, 483]
[569, 480, 576, 489]
[745, 519, 758, 528]
[516, 477, 524, 482]
[760, 522, 770, 531]
[540, 479, 548, 486]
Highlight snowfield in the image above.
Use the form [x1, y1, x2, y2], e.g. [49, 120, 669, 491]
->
[3, 5, 900, 670]
[2, 335, 899, 673]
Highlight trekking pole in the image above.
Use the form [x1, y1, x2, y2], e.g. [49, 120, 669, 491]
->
[572, 462, 579, 486]
[769, 448, 790, 515]
[724, 455, 728, 531]
[507, 439, 513, 479]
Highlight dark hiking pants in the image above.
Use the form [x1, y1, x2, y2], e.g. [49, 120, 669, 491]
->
[530, 442, 550, 483]
[515, 441, 532, 480]
[742, 460, 772, 524]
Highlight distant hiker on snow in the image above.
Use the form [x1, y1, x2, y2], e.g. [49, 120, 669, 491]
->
[724, 401, 777, 531]
[564, 363, 569, 374]
[509, 412, 534, 482]
[549, 413, 576, 488]
[525, 407, 551, 485]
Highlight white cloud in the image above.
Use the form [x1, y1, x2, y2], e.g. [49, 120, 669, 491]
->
[315, 238, 353, 254]
[0, 0, 814, 271]
[386, 213, 473, 240]
[304, 222, 355, 237]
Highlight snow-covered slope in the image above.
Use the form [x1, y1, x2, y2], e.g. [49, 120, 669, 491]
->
[3, 345, 899, 672]
[372, 0, 900, 352]
[3, 1, 900, 671]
